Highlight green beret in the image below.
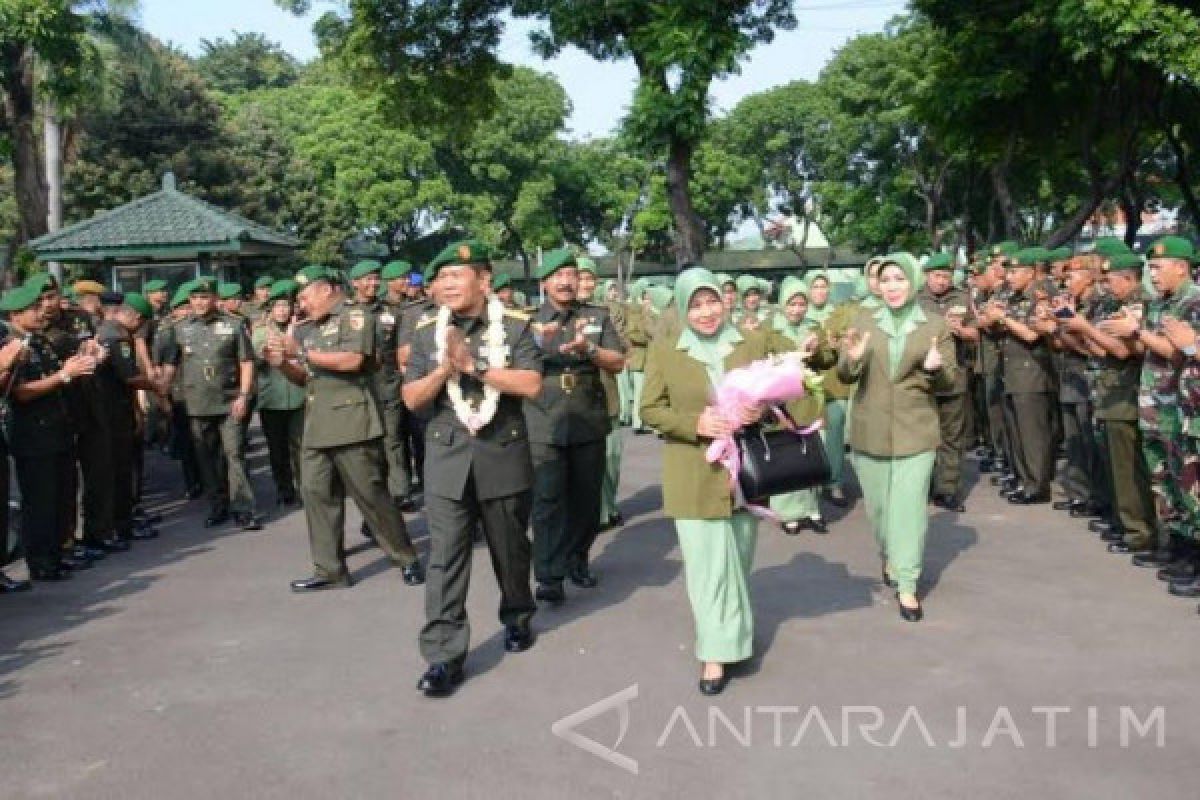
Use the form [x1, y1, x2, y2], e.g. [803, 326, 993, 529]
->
[923, 253, 953, 272]
[1092, 237, 1132, 258]
[171, 281, 194, 308]
[268, 279, 298, 301]
[253, 276, 274, 289]
[1104, 252, 1144, 274]
[492, 272, 513, 291]
[1047, 247, 1073, 263]
[989, 241, 1020, 257]
[537, 247, 577, 281]
[217, 282, 243, 300]
[189, 277, 217, 295]
[382, 260, 412, 281]
[1146, 235, 1196, 263]
[294, 265, 337, 287]
[0, 283, 43, 313]
[1010, 248, 1046, 268]
[349, 259, 383, 280]
[576, 256, 598, 275]
[427, 239, 492, 277]
[24, 272, 59, 295]
[123, 292, 153, 318]
[144, 278, 169, 293]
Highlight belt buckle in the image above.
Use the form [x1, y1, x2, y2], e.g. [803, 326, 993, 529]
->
[203, 365, 215, 381]
[559, 372, 577, 391]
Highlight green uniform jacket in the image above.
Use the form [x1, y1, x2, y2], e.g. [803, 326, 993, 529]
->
[641, 328, 775, 520]
[159, 310, 253, 416]
[294, 300, 380, 449]
[1001, 288, 1057, 394]
[1085, 290, 1144, 422]
[837, 312, 956, 458]
[624, 304, 649, 371]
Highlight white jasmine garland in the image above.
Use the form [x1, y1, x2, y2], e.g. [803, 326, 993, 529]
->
[435, 296, 508, 435]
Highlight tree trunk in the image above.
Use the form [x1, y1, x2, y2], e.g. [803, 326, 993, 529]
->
[665, 135, 706, 268]
[1043, 175, 1118, 248]
[44, 97, 64, 282]
[1120, 186, 1142, 248]
[990, 162, 1021, 240]
[3, 45, 50, 244]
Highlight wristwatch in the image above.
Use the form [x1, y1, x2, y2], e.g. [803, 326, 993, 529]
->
[473, 356, 490, 376]
[1183, 343, 1198, 358]
[585, 341, 598, 359]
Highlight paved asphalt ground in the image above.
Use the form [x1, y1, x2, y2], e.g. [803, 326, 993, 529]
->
[2, 429, 1199, 799]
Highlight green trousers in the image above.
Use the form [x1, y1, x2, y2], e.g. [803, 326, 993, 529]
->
[599, 416, 624, 525]
[190, 413, 257, 516]
[675, 513, 758, 664]
[855, 450, 935, 596]
[1101, 418, 1156, 549]
[823, 399, 848, 488]
[259, 408, 303, 501]
[631, 370, 646, 430]
[933, 393, 969, 499]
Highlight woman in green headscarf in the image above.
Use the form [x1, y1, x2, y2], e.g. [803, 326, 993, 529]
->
[808, 269, 855, 506]
[733, 274, 773, 332]
[625, 280, 651, 432]
[641, 267, 775, 695]
[838, 253, 957, 622]
[596, 278, 629, 529]
[769, 276, 837, 533]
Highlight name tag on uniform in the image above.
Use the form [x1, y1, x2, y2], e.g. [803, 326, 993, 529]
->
[380, 313, 395, 326]
[321, 322, 340, 336]
[949, 305, 967, 316]
[214, 322, 234, 336]
[582, 324, 602, 335]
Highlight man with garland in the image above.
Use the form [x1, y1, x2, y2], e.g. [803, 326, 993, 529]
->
[402, 240, 543, 697]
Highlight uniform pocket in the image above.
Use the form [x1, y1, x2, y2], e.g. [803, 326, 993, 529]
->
[428, 423, 455, 446]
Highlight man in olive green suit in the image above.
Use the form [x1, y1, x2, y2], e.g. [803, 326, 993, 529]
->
[524, 248, 625, 605]
[158, 278, 263, 529]
[269, 266, 424, 591]
[917, 253, 978, 511]
[403, 240, 544, 697]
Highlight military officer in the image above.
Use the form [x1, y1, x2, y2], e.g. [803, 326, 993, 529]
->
[154, 282, 204, 500]
[525, 248, 625, 605]
[917, 252, 978, 511]
[382, 260, 412, 306]
[251, 280, 305, 506]
[396, 267, 439, 492]
[96, 292, 163, 544]
[144, 279, 170, 319]
[158, 278, 262, 529]
[3, 283, 98, 580]
[244, 276, 274, 321]
[1060, 252, 1156, 554]
[492, 272, 517, 308]
[981, 247, 1058, 504]
[403, 240, 543, 697]
[267, 265, 424, 591]
[977, 243, 1018, 481]
[349, 259, 414, 512]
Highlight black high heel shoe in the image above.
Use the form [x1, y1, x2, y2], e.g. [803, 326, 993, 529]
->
[698, 667, 730, 696]
[896, 593, 923, 622]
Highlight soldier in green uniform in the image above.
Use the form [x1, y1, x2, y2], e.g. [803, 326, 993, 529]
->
[251, 280, 305, 506]
[982, 248, 1058, 504]
[492, 272, 517, 308]
[3, 283, 99, 580]
[268, 266, 424, 591]
[587, 268, 630, 531]
[397, 267, 439, 498]
[349, 259, 415, 512]
[244, 276, 273, 321]
[525, 249, 625, 605]
[218, 282, 247, 320]
[382, 261, 411, 306]
[144, 279, 170, 318]
[1099, 236, 1200, 570]
[403, 240, 544, 696]
[155, 282, 204, 500]
[158, 278, 262, 529]
[96, 293, 163, 544]
[1058, 252, 1155, 554]
[917, 253, 978, 511]
[979, 243, 1020, 482]
[624, 282, 651, 433]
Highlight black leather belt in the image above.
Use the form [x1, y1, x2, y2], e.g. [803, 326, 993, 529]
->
[543, 367, 598, 391]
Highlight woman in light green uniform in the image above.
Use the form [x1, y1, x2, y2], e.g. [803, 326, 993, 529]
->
[768, 276, 836, 533]
[625, 280, 650, 432]
[250, 281, 306, 505]
[838, 253, 956, 622]
[641, 267, 773, 695]
[596, 278, 627, 529]
[805, 270, 854, 507]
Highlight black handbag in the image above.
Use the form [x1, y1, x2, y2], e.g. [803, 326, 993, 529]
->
[735, 408, 831, 503]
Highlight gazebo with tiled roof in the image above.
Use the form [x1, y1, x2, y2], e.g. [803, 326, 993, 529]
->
[28, 172, 300, 292]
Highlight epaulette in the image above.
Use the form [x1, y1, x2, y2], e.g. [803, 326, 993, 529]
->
[504, 308, 531, 321]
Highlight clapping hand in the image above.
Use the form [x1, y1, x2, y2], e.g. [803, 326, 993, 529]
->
[844, 328, 871, 362]
[0, 337, 28, 372]
[1098, 309, 1139, 338]
[559, 319, 590, 357]
[923, 336, 944, 371]
[1162, 315, 1198, 351]
[63, 353, 96, 379]
[444, 327, 475, 375]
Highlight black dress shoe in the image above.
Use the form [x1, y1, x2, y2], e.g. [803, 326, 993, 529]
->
[1069, 503, 1105, 519]
[234, 513, 263, 531]
[0, 572, 32, 592]
[1158, 560, 1198, 583]
[278, 493, 299, 507]
[1167, 576, 1200, 598]
[978, 459, 996, 474]
[896, 594, 923, 622]
[360, 521, 376, 542]
[397, 496, 418, 512]
[290, 574, 353, 592]
[59, 555, 93, 571]
[204, 510, 230, 527]
[30, 567, 71, 581]
[825, 487, 848, 508]
[417, 663, 464, 697]
[698, 670, 730, 696]
[607, 512, 625, 528]
[1009, 491, 1050, 505]
[1089, 519, 1114, 534]
[131, 525, 160, 540]
[933, 494, 965, 512]
[535, 581, 565, 607]
[1107, 542, 1150, 555]
[1052, 500, 1075, 512]
[808, 517, 829, 533]
[568, 566, 598, 588]
[401, 561, 425, 586]
[1100, 529, 1127, 543]
[503, 624, 535, 653]
[73, 544, 105, 561]
[1132, 550, 1175, 568]
[782, 521, 803, 535]
[185, 485, 204, 501]
[134, 510, 164, 525]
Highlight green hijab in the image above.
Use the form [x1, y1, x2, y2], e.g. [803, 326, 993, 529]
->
[595, 279, 613, 305]
[774, 276, 811, 342]
[873, 252, 927, 376]
[646, 284, 673, 312]
[675, 266, 742, 386]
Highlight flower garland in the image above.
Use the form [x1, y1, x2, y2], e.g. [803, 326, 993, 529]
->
[435, 296, 509, 435]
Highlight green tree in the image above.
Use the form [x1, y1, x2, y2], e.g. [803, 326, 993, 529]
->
[194, 31, 300, 94]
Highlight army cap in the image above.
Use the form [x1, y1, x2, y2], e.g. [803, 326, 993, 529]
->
[0, 283, 43, 313]
[24, 272, 59, 295]
[1146, 235, 1196, 263]
[189, 277, 217, 295]
[923, 252, 953, 272]
[253, 275, 274, 289]
[218, 282, 243, 300]
[427, 239, 492, 277]
[349, 259, 383, 280]
[989, 241, 1021, 257]
[171, 281, 194, 308]
[268, 279, 298, 301]
[536, 247, 577, 281]
[123, 292, 153, 318]
[294, 265, 338, 287]
[1092, 236, 1132, 258]
[73, 279, 107, 296]
[144, 278, 169, 293]
[1104, 252, 1144, 274]
[1009, 247, 1047, 268]
[1047, 247, 1073, 263]
[382, 260, 412, 281]
[492, 272, 513, 291]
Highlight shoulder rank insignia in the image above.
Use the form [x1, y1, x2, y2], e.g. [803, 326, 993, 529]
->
[503, 309, 531, 322]
[415, 314, 437, 330]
